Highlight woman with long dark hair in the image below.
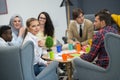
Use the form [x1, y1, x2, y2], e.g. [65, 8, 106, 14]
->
[36, 12, 57, 47]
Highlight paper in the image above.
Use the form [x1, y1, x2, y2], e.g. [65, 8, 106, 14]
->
[70, 54, 80, 57]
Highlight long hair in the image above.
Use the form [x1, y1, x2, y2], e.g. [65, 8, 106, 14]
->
[24, 18, 38, 38]
[38, 12, 54, 38]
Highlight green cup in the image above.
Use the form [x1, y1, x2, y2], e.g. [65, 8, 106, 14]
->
[86, 45, 91, 53]
[49, 51, 54, 60]
[68, 44, 73, 50]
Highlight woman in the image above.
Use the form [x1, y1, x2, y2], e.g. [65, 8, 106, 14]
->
[36, 12, 57, 47]
[23, 18, 48, 76]
[9, 15, 25, 46]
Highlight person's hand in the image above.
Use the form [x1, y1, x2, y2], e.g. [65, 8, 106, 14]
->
[72, 41, 80, 46]
[38, 40, 45, 47]
[75, 41, 80, 44]
[19, 27, 25, 37]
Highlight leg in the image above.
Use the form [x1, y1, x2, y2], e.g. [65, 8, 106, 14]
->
[66, 62, 72, 80]
[34, 64, 46, 76]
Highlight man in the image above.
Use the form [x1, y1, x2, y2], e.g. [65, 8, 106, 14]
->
[67, 8, 94, 46]
[80, 12, 118, 68]
[0, 25, 13, 46]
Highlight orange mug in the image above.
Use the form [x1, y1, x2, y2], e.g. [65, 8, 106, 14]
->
[75, 43, 81, 52]
[62, 54, 67, 61]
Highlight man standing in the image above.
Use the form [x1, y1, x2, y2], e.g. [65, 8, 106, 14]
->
[67, 8, 94, 46]
[80, 12, 118, 68]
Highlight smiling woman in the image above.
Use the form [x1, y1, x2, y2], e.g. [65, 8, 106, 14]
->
[0, 0, 67, 44]
[0, 0, 7, 15]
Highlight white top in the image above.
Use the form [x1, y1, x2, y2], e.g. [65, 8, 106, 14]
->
[76, 21, 85, 33]
[36, 31, 57, 46]
[11, 32, 23, 46]
[0, 37, 9, 46]
[0, 37, 14, 46]
[22, 32, 47, 65]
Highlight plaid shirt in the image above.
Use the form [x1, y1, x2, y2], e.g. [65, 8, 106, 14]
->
[80, 26, 118, 68]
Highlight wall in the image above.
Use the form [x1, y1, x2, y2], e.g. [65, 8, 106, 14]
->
[81, 0, 120, 14]
[0, 0, 67, 44]
[69, 0, 120, 19]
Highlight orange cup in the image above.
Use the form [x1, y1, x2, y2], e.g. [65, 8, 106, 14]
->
[75, 43, 81, 52]
[62, 54, 67, 61]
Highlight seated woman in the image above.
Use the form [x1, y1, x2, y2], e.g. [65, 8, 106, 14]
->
[9, 14, 25, 46]
[36, 12, 58, 47]
[22, 18, 50, 76]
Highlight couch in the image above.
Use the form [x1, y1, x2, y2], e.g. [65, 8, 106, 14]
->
[0, 41, 59, 80]
[72, 32, 120, 80]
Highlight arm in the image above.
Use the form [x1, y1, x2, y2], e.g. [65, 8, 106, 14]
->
[11, 27, 25, 46]
[81, 21, 94, 46]
[11, 33, 23, 46]
[80, 32, 102, 62]
[67, 23, 79, 44]
[34, 47, 47, 65]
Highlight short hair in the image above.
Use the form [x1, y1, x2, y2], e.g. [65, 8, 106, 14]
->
[72, 8, 84, 20]
[95, 12, 111, 26]
[0, 25, 11, 37]
[98, 9, 110, 14]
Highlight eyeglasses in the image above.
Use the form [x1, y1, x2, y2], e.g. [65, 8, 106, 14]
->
[39, 17, 46, 20]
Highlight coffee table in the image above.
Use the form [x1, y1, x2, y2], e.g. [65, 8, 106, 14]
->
[42, 50, 85, 80]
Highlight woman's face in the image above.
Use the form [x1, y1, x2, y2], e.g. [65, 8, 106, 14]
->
[13, 17, 22, 30]
[38, 14, 46, 25]
[28, 20, 40, 35]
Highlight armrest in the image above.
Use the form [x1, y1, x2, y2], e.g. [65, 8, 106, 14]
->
[37, 61, 59, 79]
[73, 57, 106, 72]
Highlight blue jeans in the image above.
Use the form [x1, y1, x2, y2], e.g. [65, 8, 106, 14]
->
[34, 63, 46, 76]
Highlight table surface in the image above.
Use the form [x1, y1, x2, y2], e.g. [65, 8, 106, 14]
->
[42, 49, 85, 62]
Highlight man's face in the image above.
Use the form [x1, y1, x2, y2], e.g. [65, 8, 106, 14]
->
[94, 16, 102, 30]
[3, 29, 12, 42]
[76, 13, 84, 24]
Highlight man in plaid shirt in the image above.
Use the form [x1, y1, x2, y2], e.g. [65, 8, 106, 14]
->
[80, 12, 118, 68]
